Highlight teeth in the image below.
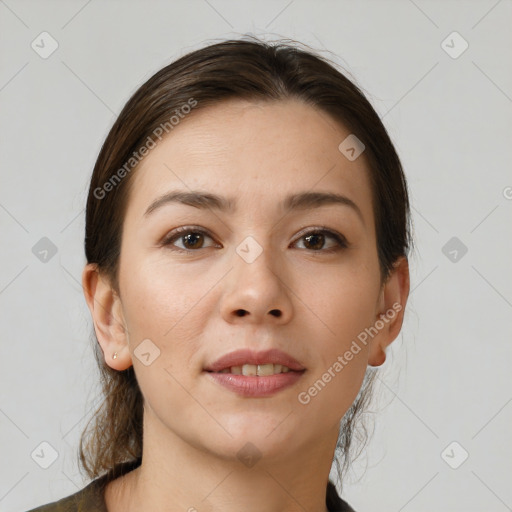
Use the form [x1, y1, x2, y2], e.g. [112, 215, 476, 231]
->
[242, 364, 257, 376]
[218, 364, 293, 375]
[256, 364, 274, 376]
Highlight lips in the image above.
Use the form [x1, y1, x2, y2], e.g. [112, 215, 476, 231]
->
[204, 348, 305, 373]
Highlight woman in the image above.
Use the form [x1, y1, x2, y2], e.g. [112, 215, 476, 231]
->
[28, 36, 411, 512]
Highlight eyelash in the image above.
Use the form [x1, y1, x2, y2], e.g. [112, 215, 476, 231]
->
[161, 225, 349, 254]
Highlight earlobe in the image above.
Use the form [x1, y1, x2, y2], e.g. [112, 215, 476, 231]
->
[81, 263, 133, 371]
[368, 256, 410, 367]
[368, 347, 387, 367]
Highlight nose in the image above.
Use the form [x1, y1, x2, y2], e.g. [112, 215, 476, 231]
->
[220, 241, 293, 325]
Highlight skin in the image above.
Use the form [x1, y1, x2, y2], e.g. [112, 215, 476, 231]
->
[82, 98, 409, 512]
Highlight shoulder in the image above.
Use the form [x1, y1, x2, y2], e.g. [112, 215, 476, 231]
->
[24, 459, 141, 512]
[327, 480, 357, 512]
[23, 478, 107, 512]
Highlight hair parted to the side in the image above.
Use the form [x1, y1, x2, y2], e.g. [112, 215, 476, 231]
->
[79, 34, 413, 489]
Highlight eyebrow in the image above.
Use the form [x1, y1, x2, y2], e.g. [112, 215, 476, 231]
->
[144, 190, 365, 225]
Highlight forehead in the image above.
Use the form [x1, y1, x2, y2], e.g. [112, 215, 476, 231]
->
[126, 98, 374, 225]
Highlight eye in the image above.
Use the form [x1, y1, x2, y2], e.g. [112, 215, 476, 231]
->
[292, 228, 348, 253]
[161, 227, 218, 252]
[161, 226, 348, 254]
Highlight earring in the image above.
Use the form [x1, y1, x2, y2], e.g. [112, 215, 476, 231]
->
[112, 352, 118, 360]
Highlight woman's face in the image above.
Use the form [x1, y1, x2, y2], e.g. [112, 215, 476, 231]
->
[99, 98, 405, 463]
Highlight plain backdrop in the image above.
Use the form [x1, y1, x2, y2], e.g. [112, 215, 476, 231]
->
[1, 1, 511, 511]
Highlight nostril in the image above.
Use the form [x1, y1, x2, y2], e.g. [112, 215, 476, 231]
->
[235, 309, 247, 317]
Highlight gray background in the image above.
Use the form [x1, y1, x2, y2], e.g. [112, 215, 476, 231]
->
[1, 1, 511, 511]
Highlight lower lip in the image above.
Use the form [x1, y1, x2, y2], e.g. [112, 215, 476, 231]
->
[204, 370, 305, 397]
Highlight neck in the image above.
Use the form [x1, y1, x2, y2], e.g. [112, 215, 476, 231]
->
[105, 405, 338, 512]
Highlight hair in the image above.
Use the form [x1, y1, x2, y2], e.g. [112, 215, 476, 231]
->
[79, 35, 413, 491]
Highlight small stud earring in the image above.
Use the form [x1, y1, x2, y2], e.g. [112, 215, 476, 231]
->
[112, 352, 118, 360]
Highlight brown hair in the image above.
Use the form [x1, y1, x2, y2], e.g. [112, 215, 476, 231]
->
[79, 35, 412, 489]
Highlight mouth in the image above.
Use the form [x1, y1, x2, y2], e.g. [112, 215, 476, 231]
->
[203, 369, 305, 397]
[205, 363, 301, 376]
[203, 348, 306, 397]
[204, 348, 306, 374]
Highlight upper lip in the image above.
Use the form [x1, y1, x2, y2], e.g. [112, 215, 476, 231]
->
[204, 348, 306, 372]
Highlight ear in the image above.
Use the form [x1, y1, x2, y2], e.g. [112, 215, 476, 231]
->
[81, 263, 132, 370]
[367, 256, 410, 367]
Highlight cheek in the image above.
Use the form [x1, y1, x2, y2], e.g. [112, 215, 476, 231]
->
[122, 256, 187, 327]
[303, 259, 379, 340]
[297, 290, 374, 425]
[120, 258, 216, 364]
[296, 263, 378, 409]
[118, 260, 212, 415]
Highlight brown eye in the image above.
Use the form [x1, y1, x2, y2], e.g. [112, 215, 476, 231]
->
[180, 232, 206, 249]
[162, 228, 217, 251]
[303, 233, 325, 251]
[293, 229, 348, 252]
[161, 226, 348, 254]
